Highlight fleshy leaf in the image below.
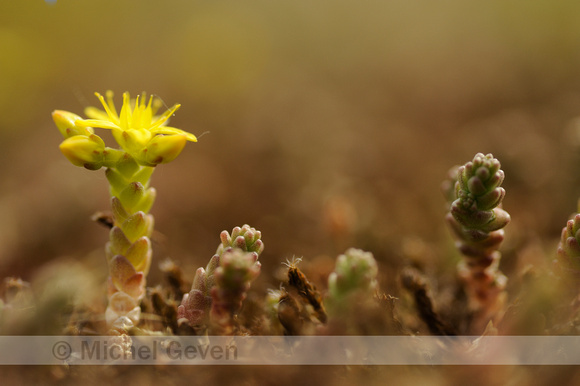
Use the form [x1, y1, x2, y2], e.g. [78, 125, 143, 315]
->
[124, 236, 152, 273]
[119, 182, 145, 212]
[121, 211, 148, 242]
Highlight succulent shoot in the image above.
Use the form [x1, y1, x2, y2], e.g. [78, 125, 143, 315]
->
[53, 91, 196, 331]
[178, 225, 263, 334]
[446, 153, 510, 332]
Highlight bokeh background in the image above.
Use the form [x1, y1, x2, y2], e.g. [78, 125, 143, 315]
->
[2, 0, 580, 300]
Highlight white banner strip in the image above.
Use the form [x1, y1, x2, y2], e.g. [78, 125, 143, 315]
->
[0, 336, 579, 365]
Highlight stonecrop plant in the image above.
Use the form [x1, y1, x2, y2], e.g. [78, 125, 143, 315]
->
[445, 153, 510, 332]
[178, 225, 264, 335]
[326, 248, 378, 313]
[53, 91, 197, 331]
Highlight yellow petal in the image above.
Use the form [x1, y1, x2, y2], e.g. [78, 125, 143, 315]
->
[141, 95, 154, 126]
[132, 94, 143, 128]
[76, 119, 120, 130]
[94, 92, 120, 125]
[149, 104, 181, 131]
[105, 90, 118, 119]
[119, 92, 133, 130]
[84, 106, 110, 121]
[152, 126, 197, 142]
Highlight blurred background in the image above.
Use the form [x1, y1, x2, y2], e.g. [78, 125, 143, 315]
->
[2, 0, 580, 292]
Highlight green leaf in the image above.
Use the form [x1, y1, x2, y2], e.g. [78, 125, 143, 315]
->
[119, 182, 145, 212]
[105, 169, 127, 197]
[121, 212, 149, 242]
[124, 236, 152, 273]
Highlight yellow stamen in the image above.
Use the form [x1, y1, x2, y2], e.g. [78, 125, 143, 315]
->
[150, 104, 181, 131]
[95, 92, 119, 125]
[105, 90, 118, 120]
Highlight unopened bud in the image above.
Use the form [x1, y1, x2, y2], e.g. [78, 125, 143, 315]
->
[59, 134, 105, 170]
[52, 110, 93, 138]
[141, 134, 187, 166]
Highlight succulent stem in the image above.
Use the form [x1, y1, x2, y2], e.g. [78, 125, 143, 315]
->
[178, 225, 263, 334]
[445, 153, 510, 332]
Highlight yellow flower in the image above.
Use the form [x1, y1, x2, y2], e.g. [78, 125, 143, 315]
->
[77, 91, 197, 166]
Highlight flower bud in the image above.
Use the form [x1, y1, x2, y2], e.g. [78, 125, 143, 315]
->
[59, 134, 105, 170]
[141, 134, 187, 166]
[52, 110, 93, 138]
